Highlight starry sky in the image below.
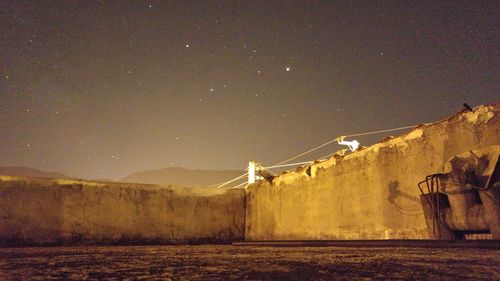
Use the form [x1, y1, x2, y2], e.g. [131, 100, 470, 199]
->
[1, 1, 498, 180]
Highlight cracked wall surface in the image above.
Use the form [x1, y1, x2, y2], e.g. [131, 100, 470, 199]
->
[245, 102, 500, 240]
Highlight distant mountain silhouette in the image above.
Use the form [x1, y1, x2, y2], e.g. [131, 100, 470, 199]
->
[0, 166, 70, 179]
[120, 167, 244, 187]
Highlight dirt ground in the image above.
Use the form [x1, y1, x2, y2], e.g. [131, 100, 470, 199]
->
[0, 245, 499, 280]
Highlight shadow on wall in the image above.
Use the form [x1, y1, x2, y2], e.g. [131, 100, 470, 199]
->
[387, 180, 422, 215]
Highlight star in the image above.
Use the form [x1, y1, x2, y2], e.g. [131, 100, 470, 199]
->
[185, 44, 190, 48]
[285, 67, 291, 72]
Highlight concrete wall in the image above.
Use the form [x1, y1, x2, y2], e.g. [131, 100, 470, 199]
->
[0, 177, 245, 246]
[245, 103, 500, 240]
[1, 104, 499, 246]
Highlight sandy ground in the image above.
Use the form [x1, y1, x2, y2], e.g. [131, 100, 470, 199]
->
[0, 245, 499, 280]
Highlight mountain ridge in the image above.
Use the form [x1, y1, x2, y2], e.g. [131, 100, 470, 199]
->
[120, 167, 244, 187]
[0, 166, 70, 179]
[0, 166, 246, 187]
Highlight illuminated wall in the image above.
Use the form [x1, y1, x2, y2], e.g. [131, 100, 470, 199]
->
[245, 103, 500, 240]
[1, 104, 498, 246]
[0, 178, 245, 246]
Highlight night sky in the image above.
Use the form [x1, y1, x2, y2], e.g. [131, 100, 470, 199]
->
[1, 1, 498, 180]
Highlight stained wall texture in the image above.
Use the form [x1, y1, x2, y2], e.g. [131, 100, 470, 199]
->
[245, 103, 500, 240]
[0, 177, 245, 246]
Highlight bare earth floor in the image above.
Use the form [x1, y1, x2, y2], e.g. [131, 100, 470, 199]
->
[0, 245, 499, 280]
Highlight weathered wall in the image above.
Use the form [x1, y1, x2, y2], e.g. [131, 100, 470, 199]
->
[0, 177, 245, 246]
[246, 103, 500, 240]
